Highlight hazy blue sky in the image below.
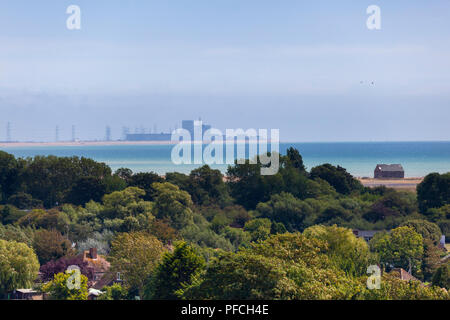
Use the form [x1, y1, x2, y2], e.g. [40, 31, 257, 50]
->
[1, 0, 450, 141]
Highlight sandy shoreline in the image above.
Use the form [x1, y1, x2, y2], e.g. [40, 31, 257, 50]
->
[358, 178, 423, 191]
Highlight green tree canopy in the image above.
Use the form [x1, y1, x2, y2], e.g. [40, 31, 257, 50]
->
[109, 232, 165, 297]
[43, 271, 88, 300]
[179, 233, 362, 300]
[371, 226, 424, 276]
[152, 182, 194, 230]
[400, 219, 442, 245]
[0, 239, 40, 297]
[310, 163, 362, 195]
[432, 262, 449, 290]
[417, 172, 450, 213]
[146, 241, 205, 300]
[303, 225, 372, 276]
[33, 229, 75, 265]
[101, 187, 154, 232]
[0, 151, 21, 203]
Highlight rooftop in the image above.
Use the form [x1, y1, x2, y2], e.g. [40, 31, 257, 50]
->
[375, 164, 404, 172]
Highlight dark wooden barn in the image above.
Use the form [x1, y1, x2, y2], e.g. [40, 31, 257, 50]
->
[374, 164, 405, 179]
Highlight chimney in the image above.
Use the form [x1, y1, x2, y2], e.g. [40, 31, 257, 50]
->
[89, 248, 98, 260]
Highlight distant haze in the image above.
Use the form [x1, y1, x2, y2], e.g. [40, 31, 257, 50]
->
[1, 1, 450, 142]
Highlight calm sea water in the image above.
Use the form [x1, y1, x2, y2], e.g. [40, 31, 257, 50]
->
[1, 142, 449, 177]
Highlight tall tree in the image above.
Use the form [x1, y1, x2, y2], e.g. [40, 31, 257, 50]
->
[371, 226, 424, 276]
[109, 232, 165, 297]
[152, 182, 194, 230]
[432, 262, 449, 290]
[417, 172, 450, 213]
[0, 239, 40, 298]
[147, 241, 205, 300]
[310, 163, 362, 195]
[33, 229, 75, 264]
[286, 147, 306, 172]
[0, 151, 20, 203]
[304, 225, 371, 276]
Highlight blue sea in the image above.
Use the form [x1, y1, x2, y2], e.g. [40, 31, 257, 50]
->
[1, 142, 449, 177]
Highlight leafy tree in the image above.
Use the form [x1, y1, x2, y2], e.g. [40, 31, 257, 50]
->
[109, 232, 165, 297]
[363, 191, 417, 222]
[0, 205, 27, 225]
[244, 218, 272, 242]
[0, 239, 40, 298]
[152, 182, 194, 230]
[179, 233, 362, 300]
[303, 225, 371, 276]
[426, 204, 450, 222]
[115, 168, 133, 182]
[181, 221, 234, 252]
[165, 172, 191, 192]
[286, 147, 306, 172]
[33, 229, 75, 264]
[42, 271, 88, 300]
[310, 163, 362, 195]
[315, 205, 353, 225]
[221, 226, 252, 249]
[101, 187, 154, 232]
[417, 172, 450, 213]
[66, 176, 107, 205]
[97, 283, 128, 300]
[149, 219, 179, 244]
[103, 174, 128, 194]
[146, 241, 205, 300]
[20, 155, 111, 207]
[17, 209, 69, 233]
[421, 239, 442, 281]
[211, 212, 231, 234]
[187, 165, 231, 206]
[359, 272, 448, 300]
[226, 150, 312, 210]
[7, 192, 43, 209]
[256, 193, 316, 232]
[400, 219, 442, 245]
[227, 158, 270, 210]
[371, 226, 424, 276]
[398, 220, 442, 280]
[0, 224, 34, 247]
[432, 262, 449, 290]
[0, 151, 21, 203]
[129, 172, 164, 201]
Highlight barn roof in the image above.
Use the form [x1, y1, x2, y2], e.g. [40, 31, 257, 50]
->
[375, 164, 404, 172]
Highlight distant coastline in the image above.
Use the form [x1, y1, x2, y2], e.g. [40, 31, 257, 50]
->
[1, 140, 449, 148]
[0, 141, 179, 148]
[1, 141, 447, 178]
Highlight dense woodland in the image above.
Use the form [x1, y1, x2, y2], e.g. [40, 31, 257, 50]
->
[0, 148, 449, 300]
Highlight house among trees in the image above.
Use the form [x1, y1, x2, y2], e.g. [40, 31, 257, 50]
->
[352, 229, 381, 242]
[10, 289, 44, 300]
[374, 164, 405, 179]
[391, 268, 419, 282]
[81, 248, 110, 286]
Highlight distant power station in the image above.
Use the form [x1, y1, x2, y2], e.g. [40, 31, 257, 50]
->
[125, 120, 211, 142]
